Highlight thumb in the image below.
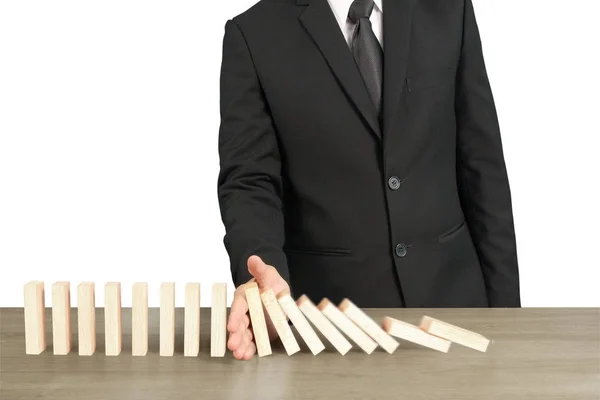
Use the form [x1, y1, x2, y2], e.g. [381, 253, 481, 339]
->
[247, 255, 280, 288]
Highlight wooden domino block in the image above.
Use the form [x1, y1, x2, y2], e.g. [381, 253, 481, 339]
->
[132, 282, 148, 356]
[382, 316, 451, 353]
[339, 298, 399, 354]
[160, 282, 175, 356]
[24, 281, 46, 354]
[297, 295, 352, 355]
[261, 288, 300, 356]
[184, 283, 200, 357]
[104, 282, 122, 356]
[77, 282, 96, 356]
[211, 283, 227, 357]
[245, 282, 272, 357]
[318, 298, 377, 354]
[277, 290, 325, 355]
[419, 316, 490, 352]
[51, 282, 71, 355]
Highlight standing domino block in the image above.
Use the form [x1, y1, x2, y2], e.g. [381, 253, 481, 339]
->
[297, 295, 352, 355]
[24, 281, 46, 354]
[52, 282, 71, 355]
[382, 317, 451, 353]
[104, 282, 122, 356]
[261, 288, 300, 356]
[132, 282, 148, 356]
[245, 282, 272, 357]
[77, 282, 96, 356]
[184, 283, 200, 357]
[318, 298, 377, 354]
[419, 316, 490, 352]
[160, 282, 175, 356]
[211, 283, 227, 357]
[339, 298, 399, 354]
[277, 290, 325, 355]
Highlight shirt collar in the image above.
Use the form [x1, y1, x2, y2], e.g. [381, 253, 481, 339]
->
[373, 0, 382, 12]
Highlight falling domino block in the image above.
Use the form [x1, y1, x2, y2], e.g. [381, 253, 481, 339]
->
[211, 283, 227, 357]
[184, 283, 200, 357]
[24, 281, 46, 354]
[419, 316, 490, 352]
[277, 290, 325, 355]
[245, 282, 272, 357]
[339, 298, 399, 354]
[132, 282, 148, 356]
[104, 282, 122, 356]
[297, 295, 352, 355]
[77, 282, 96, 356]
[382, 316, 451, 353]
[261, 288, 300, 356]
[51, 282, 71, 355]
[318, 298, 377, 354]
[160, 282, 175, 356]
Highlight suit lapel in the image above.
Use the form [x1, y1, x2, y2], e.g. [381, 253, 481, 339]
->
[298, 0, 382, 140]
[382, 0, 417, 139]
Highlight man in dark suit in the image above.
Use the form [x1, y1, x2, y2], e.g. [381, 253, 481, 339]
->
[217, 0, 520, 360]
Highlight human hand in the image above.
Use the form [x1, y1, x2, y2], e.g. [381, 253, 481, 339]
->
[227, 255, 289, 360]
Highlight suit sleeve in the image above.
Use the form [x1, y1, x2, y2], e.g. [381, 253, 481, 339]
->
[217, 19, 290, 287]
[455, 0, 521, 307]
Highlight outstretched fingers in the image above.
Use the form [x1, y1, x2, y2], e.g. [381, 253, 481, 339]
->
[228, 287, 249, 332]
[227, 286, 251, 355]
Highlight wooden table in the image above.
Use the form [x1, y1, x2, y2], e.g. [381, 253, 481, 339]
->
[1, 308, 598, 399]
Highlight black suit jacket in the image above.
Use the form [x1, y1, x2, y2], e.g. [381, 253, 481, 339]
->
[217, 0, 521, 307]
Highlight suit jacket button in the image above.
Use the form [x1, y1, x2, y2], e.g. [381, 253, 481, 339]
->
[395, 243, 407, 257]
[388, 176, 402, 190]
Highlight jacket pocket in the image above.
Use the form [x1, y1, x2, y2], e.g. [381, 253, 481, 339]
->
[283, 247, 352, 257]
[406, 67, 455, 93]
[438, 219, 466, 243]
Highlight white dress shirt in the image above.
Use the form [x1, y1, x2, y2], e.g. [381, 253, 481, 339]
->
[327, 0, 384, 49]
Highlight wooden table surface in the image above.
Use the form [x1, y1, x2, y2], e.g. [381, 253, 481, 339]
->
[1, 307, 599, 399]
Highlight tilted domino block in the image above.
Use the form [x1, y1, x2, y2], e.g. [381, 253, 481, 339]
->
[261, 288, 300, 356]
[318, 298, 377, 354]
[245, 282, 272, 357]
[24, 281, 46, 355]
[297, 295, 352, 355]
[382, 316, 451, 353]
[277, 290, 325, 355]
[419, 316, 490, 352]
[339, 298, 399, 354]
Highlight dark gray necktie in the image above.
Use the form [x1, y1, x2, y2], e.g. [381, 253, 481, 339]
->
[348, 0, 383, 120]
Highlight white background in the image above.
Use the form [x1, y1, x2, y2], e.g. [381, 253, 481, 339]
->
[1, 0, 599, 308]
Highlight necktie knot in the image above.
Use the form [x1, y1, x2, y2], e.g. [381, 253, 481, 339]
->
[348, 0, 375, 24]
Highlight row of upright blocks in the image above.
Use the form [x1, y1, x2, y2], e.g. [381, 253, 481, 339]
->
[23, 280, 491, 357]
[25, 281, 210, 357]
